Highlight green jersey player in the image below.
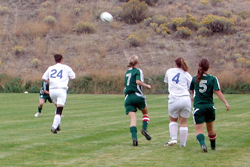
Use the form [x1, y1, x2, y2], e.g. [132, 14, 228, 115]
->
[124, 55, 151, 146]
[190, 58, 230, 153]
[35, 81, 54, 117]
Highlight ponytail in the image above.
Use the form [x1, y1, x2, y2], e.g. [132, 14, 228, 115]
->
[175, 57, 189, 71]
[127, 55, 139, 68]
[195, 58, 209, 83]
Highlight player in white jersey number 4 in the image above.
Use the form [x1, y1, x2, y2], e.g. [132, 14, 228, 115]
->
[42, 54, 76, 134]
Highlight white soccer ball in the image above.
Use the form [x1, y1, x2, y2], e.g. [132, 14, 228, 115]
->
[100, 12, 113, 23]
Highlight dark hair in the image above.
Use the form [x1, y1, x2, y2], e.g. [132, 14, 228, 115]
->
[127, 55, 139, 68]
[54, 54, 63, 63]
[175, 57, 189, 71]
[195, 58, 209, 83]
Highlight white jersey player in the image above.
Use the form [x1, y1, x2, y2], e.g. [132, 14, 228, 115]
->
[42, 54, 76, 134]
[163, 57, 192, 147]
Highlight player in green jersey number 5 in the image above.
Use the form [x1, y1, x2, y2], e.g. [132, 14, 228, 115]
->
[190, 58, 230, 152]
[124, 55, 151, 146]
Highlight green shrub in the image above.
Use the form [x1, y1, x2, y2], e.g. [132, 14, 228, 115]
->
[126, 34, 141, 47]
[238, 11, 250, 20]
[183, 14, 198, 31]
[175, 26, 192, 38]
[167, 17, 185, 31]
[43, 15, 57, 26]
[197, 0, 211, 9]
[31, 58, 42, 68]
[150, 23, 171, 36]
[144, 15, 168, 26]
[12, 46, 26, 55]
[121, 0, 148, 24]
[74, 22, 96, 34]
[201, 15, 237, 34]
[3, 78, 24, 93]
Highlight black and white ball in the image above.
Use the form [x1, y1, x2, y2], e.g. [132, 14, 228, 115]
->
[100, 12, 113, 23]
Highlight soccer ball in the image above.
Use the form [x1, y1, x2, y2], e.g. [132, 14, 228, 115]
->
[100, 12, 113, 23]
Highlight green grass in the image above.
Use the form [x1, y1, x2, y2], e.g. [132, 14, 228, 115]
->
[0, 93, 249, 167]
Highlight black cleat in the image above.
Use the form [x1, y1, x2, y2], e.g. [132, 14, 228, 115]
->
[56, 125, 60, 131]
[211, 146, 216, 150]
[141, 129, 151, 140]
[201, 144, 208, 153]
[51, 127, 57, 134]
[132, 138, 138, 146]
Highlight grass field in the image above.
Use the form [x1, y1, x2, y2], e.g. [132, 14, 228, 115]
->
[0, 93, 249, 167]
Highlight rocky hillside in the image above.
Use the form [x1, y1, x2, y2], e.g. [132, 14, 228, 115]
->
[0, 0, 250, 85]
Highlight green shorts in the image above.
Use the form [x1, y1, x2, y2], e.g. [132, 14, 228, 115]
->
[124, 93, 147, 115]
[192, 105, 216, 124]
[39, 94, 52, 103]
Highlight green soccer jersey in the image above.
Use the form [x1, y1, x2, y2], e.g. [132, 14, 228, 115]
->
[40, 81, 49, 96]
[190, 74, 220, 107]
[124, 68, 144, 95]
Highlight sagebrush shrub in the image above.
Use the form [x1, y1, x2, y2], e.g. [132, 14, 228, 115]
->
[141, 0, 158, 6]
[121, 0, 148, 24]
[74, 22, 96, 34]
[196, 27, 212, 37]
[175, 27, 192, 38]
[0, 6, 10, 15]
[43, 15, 57, 26]
[12, 46, 26, 55]
[31, 58, 42, 68]
[126, 34, 141, 47]
[238, 11, 250, 20]
[201, 15, 237, 34]
[167, 17, 185, 31]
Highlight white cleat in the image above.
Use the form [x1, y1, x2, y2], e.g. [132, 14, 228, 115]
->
[164, 139, 177, 146]
[34, 112, 40, 117]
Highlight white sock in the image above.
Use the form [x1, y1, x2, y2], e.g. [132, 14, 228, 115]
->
[169, 122, 178, 140]
[179, 127, 188, 147]
[52, 114, 61, 129]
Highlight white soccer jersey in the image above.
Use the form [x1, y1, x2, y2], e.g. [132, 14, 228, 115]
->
[164, 68, 192, 98]
[42, 63, 76, 90]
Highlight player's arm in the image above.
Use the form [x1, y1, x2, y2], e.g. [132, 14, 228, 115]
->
[136, 80, 151, 89]
[215, 90, 230, 111]
[190, 90, 194, 102]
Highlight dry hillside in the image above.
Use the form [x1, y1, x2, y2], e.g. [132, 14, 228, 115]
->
[0, 0, 250, 86]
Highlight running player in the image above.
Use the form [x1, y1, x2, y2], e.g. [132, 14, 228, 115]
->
[42, 54, 76, 134]
[164, 57, 192, 147]
[190, 58, 230, 152]
[124, 55, 151, 146]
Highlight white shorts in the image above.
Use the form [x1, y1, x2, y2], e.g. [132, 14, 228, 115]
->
[168, 96, 191, 119]
[49, 89, 67, 106]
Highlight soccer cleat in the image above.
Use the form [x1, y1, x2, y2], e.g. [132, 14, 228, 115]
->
[201, 144, 208, 153]
[132, 138, 138, 146]
[51, 127, 57, 134]
[211, 146, 216, 150]
[164, 139, 177, 146]
[56, 125, 60, 131]
[34, 112, 40, 117]
[141, 129, 151, 140]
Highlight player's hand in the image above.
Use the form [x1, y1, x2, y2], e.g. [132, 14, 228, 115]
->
[225, 103, 230, 111]
[146, 84, 151, 90]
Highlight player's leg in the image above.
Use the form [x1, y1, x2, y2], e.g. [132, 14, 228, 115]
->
[206, 121, 216, 150]
[141, 105, 151, 140]
[35, 98, 45, 117]
[193, 107, 207, 152]
[179, 97, 191, 147]
[128, 111, 138, 146]
[179, 116, 188, 147]
[125, 94, 138, 146]
[165, 98, 179, 146]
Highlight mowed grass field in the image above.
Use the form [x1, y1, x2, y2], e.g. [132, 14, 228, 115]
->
[0, 93, 250, 167]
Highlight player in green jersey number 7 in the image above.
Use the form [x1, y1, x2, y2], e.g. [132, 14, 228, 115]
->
[124, 55, 152, 146]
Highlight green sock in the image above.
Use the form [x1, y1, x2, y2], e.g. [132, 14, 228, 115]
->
[142, 121, 148, 130]
[130, 126, 137, 140]
[196, 133, 206, 147]
[38, 107, 42, 113]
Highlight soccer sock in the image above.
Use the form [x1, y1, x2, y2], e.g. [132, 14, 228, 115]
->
[52, 114, 61, 129]
[169, 122, 178, 140]
[130, 126, 137, 140]
[208, 134, 217, 149]
[196, 133, 206, 147]
[38, 107, 42, 113]
[142, 115, 150, 130]
[179, 127, 188, 147]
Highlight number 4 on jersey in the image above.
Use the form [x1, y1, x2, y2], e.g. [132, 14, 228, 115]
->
[172, 73, 180, 84]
